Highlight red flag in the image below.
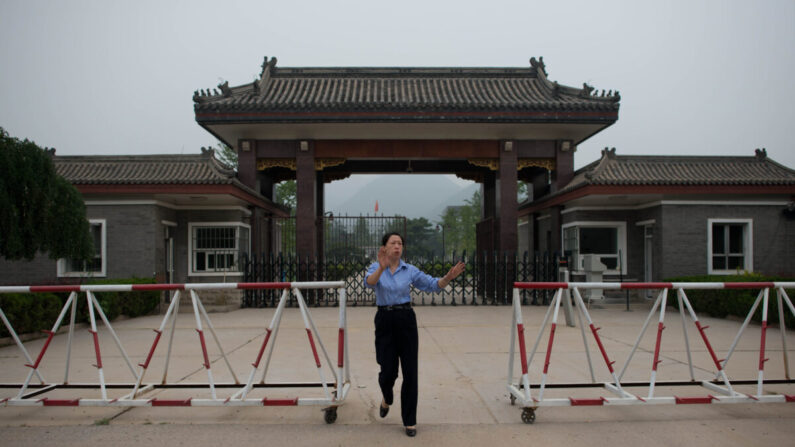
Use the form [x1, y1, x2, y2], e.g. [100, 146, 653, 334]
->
[374, 200, 379, 212]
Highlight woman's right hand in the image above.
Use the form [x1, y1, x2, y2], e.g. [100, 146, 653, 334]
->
[367, 246, 389, 286]
[377, 246, 389, 270]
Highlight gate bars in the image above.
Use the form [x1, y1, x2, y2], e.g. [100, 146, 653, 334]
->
[0, 281, 349, 423]
[507, 281, 795, 423]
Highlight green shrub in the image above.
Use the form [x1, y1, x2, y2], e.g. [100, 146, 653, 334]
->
[84, 277, 159, 319]
[1, 277, 159, 337]
[0, 293, 62, 338]
[664, 273, 795, 328]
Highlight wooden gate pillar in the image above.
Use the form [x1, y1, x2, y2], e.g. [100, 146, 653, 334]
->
[296, 141, 318, 260]
[498, 141, 518, 253]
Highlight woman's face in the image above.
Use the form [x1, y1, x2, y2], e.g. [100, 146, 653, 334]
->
[385, 235, 403, 259]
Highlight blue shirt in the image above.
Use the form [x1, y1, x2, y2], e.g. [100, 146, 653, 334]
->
[365, 260, 442, 306]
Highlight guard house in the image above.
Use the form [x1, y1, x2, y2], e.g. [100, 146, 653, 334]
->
[193, 57, 620, 259]
[521, 148, 795, 283]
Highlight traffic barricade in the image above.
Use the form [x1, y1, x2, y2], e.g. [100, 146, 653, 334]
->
[507, 281, 795, 423]
[0, 281, 349, 423]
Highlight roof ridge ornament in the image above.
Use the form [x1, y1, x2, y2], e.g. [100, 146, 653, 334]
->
[193, 88, 211, 103]
[578, 83, 620, 101]
[755, 148, 767, 160]
[579, 83, 594, 98]
[531, 56, 564, 98]
[218, 81, 232, 98]
[257, 56, 278, 97]
[585, 147, 617, 180]
[529, 57, 547, 76]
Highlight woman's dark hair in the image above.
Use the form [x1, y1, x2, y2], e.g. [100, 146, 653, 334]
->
[381, 232, 404, 246]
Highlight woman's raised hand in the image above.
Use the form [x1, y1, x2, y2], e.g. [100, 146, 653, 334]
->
[377, 246, 389, 270]
[446, 261, 466, 281]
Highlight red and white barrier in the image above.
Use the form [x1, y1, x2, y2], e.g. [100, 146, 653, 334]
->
[507, 281, 795, 423]
[0, 281, 349, 423]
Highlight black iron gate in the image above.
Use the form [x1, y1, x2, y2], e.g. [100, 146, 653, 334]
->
[248, 215, 563, 307]
[242, 251, 564, 308]
[263, 215, 407, 258]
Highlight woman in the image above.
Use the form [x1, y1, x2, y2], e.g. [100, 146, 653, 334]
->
[365, 232, 466, 437]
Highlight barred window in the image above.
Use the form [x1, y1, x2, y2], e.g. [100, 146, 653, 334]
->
[190, 224, 250, 274]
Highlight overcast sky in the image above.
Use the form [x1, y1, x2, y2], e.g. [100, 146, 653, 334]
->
[1, 0, 794, 177]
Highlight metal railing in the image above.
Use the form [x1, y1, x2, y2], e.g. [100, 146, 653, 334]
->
[0, 281, 349, 423]
[506, 281, 795, 424]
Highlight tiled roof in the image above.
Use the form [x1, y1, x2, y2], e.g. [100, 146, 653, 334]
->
[566, 148, 795, 190]
[193, 57, 620, 123]
[54, 148, 238, 185]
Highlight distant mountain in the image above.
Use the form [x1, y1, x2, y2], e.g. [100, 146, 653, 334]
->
[325, 175, 478, 220]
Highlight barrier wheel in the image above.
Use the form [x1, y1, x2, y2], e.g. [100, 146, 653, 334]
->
[510, 394, 516, 406]
[521, 408, 536, 424]
[324, 407, 338, 424]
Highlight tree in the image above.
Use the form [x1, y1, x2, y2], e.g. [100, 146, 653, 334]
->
[0, 128, 93, 261]
[438, 189, 480, 257]
[214, 143, 238, 171]
[275, 180, 297, 214]
[404, 217, 439, 260]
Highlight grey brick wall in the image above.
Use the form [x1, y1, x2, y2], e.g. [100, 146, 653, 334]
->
[90, 205, 159, 279]
[555, 203, 794, 281]
[0, 253, 57, 285]
[0, 203, 164, 285]
[659, 204, 794, 279]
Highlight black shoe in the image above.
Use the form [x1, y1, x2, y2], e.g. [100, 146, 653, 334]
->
[405, 427, 417, 437]
[379, 403, 389, 418]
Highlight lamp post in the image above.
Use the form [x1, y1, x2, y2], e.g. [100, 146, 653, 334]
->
[436, 224, 445, 259]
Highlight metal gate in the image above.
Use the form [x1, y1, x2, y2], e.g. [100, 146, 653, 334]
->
[242, 251, 564, 307]
[263, 215, 407, 257]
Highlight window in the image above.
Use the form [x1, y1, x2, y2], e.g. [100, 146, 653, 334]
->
[189, 223, 250, 275]
[58, 219, 106, 277]
[708, 219, 752, 274]
[562, 222, 626, 272]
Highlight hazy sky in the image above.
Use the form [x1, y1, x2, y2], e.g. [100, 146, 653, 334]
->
[1, 0, 794, 178]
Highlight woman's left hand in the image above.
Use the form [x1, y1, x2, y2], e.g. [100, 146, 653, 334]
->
[445, 261, 466, 281]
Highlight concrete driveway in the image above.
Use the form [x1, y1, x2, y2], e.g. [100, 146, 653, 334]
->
[1, 300, 794, 446]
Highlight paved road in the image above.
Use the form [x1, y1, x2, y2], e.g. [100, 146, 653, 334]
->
[1, 301, 794, 446]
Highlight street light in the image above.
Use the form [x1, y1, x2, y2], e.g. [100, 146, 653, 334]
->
[436, 224, 445, 259]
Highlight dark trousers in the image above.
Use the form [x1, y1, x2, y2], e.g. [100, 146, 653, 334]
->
[374, 307, 418, 427]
